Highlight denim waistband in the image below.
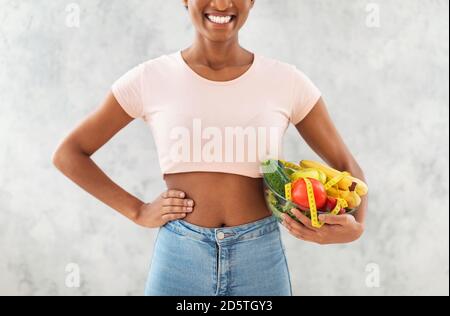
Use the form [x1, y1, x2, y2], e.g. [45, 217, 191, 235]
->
[163, 215, 279, 245]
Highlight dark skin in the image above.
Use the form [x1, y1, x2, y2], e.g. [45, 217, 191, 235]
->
[53, 0, 367, 243]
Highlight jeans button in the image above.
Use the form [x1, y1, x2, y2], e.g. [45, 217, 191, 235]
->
[217, 231, 225, 240]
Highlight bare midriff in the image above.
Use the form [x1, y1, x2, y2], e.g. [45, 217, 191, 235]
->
[163, 172, 272, 228]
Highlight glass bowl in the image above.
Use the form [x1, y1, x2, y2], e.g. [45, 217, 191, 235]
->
[263, 178, 356, 223]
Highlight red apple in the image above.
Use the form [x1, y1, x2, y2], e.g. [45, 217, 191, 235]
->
[292, 178, 327, 210]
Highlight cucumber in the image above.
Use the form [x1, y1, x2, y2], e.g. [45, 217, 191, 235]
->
[261, 159, 291, 197]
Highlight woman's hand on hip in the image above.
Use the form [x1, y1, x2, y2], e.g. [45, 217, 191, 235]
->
[281, 208, 364, 245]
[134, 190, 195, 228]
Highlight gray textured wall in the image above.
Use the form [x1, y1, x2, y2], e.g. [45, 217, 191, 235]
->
[0, 0, 448, 296]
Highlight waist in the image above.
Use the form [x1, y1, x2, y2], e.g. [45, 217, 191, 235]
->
[163, 214, 279, 245]
[164, 172, 271, 227]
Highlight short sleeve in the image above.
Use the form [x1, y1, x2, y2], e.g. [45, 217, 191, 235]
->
[290, 66, 322, 125]
[111, 63, 145, 119]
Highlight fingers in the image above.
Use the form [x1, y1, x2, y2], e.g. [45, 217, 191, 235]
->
[161, 190, 187, 199]
[161, 190, 195, 207]
[163, 197, 195, 207]
[162, 205, 194, 214]
[290, 208, 319, 231]
[282, 214, 317, 240]
[162, 213, 187, 222]
[160, 189, 195, 217]
[318, 214, 352, 225]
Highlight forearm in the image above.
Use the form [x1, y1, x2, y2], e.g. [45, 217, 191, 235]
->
[53, 147, 144, 221]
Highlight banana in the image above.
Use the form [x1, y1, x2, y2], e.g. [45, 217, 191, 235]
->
[300, 160, 368, 196]
[327, 187, 350, 199]
[300, 160, 352, 189]
[290, 168, 321, 182]
[327, 187, 361, 208]
[280, 160, 327, 184]
[353, 180, 369, 197]
[346, 191, 362, 209]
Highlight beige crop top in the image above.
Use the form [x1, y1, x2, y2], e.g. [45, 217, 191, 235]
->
[112, 51, 321, 178]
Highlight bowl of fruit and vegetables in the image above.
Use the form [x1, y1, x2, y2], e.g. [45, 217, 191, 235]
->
[261, 159, 368, 228]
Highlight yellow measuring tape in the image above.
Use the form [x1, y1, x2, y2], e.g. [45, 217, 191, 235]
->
[285, 175, 348, 228]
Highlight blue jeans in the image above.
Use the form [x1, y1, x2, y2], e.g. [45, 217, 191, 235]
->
[144, 215, 292, 296]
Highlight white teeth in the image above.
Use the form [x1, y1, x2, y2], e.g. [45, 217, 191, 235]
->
[207, 15, 232, 24]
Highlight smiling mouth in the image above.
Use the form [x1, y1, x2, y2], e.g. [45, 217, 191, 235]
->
[205, 14, 236, 25]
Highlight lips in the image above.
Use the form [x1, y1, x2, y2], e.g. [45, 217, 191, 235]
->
[204, 13, 236, 25]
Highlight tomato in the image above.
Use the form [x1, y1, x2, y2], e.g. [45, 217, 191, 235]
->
[292, 178, 327, 210]
[323, 197, 337, 213]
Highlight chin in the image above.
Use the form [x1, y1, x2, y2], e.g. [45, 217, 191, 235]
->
[202, 26, 239, 42]
[204, 33, 236, 43]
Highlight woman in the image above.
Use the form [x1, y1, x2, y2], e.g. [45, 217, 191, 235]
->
[53, 0, 368, 296]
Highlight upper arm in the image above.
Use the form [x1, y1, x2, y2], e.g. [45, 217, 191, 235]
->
[294, 97, 356, 170]
[55, 91, 135, 157]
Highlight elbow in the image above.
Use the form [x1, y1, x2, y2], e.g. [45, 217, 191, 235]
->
[344, 161, 366, 181]
[52, 143, 77, 172]
[357, 167, 367, 182]
[52, 146, 66, 171]
[52, 141, 90, 172]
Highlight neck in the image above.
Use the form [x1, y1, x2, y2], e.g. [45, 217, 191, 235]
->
[184, 34, 248, 69]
